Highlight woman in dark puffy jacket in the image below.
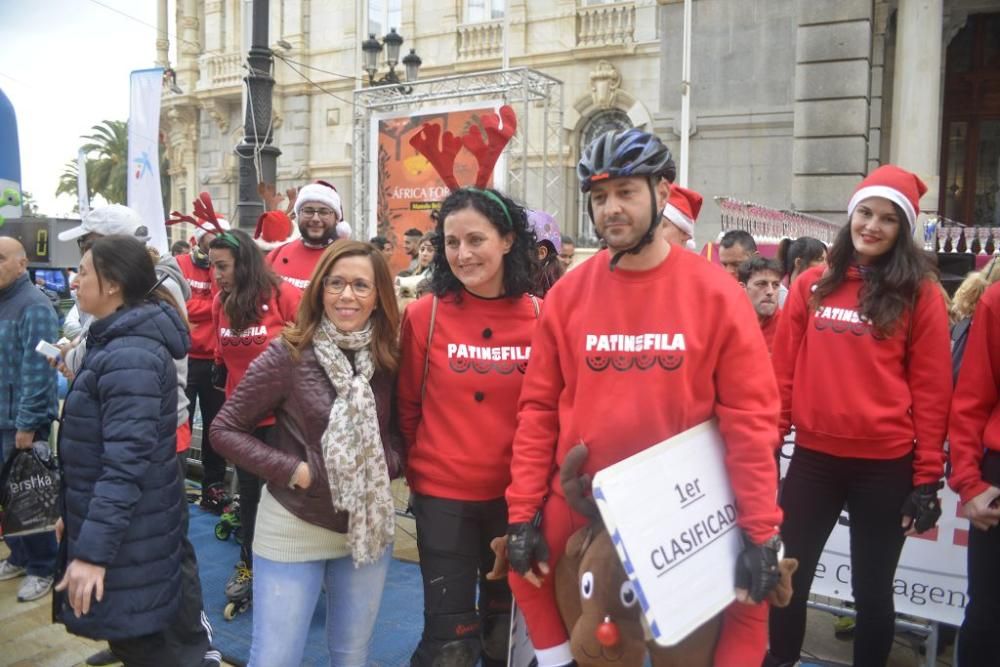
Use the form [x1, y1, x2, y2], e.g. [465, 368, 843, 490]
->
[212, 240, 404, 667]
[54, 236, 191, 665]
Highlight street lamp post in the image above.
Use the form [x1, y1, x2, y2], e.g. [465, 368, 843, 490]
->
[362, 29, 421, 92]
[235, 0, 281, 230]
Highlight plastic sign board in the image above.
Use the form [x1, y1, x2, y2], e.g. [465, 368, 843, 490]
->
[592, 420, 741, 646]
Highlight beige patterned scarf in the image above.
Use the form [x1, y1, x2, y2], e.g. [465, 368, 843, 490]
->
[313, 318, 394, 565]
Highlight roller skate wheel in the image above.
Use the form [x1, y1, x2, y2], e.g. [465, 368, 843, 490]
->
[224, 601, 238, 620]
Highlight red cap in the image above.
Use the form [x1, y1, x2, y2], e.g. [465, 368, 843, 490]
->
[848, 165, 927, 229]
[661, 185, 703, 236]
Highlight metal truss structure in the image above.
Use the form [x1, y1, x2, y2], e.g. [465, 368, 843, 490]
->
[352, 68, 564, 236]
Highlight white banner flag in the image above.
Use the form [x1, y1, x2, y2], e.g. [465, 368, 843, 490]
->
[127, 68, 166, 253]
[77, 148, 89, 217]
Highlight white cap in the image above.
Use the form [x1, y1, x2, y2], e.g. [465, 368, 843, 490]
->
[58, 204, 149, 242]
[294, 182, 343, 221]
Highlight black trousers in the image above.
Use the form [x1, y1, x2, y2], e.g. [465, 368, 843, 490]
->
[185, 358, 226, 488]
[235, 426, 269, 566]
[768, 446, 912, 667]
[410, 493, 512, 667]
[109, 631, 183, 667]
[958, 450, 1000, 665]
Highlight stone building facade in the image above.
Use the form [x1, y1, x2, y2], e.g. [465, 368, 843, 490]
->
[159, 0, 1000, 247]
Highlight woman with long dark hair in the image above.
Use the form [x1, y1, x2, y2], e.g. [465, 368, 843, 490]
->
[54, 236, 193, 664]
[208, 227, 299, 613]
[212, 241, 404, 666]
[766, 166, 952, 667]
[397, 187, 541, 667]
[776, 236, 827, 285]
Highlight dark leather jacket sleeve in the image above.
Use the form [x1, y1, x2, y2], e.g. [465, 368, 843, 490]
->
[383, 385, 406, 479]
[210, 341, 302, 487]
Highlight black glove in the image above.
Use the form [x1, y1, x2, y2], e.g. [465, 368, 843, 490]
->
[211, 363, 228, 391]
[735, 533, 782, 603]
[507, 512, 549, 576]
[901, 481, 944, 534]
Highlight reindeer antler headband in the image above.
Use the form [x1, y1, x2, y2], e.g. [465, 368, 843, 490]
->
[409, 105, 518, 224]
[167, 192, 240, 248]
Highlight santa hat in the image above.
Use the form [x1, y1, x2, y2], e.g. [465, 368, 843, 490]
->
[294, 180, 343, 221]
[254, 210, 299, 252]
[193, 216, 230, 241]
[661, 185, 703, 236]
[847, 165, 926, 230]
[335, 221, 352, 240]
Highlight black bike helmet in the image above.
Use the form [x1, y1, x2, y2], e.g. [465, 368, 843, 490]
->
[578, 129, 676, 270]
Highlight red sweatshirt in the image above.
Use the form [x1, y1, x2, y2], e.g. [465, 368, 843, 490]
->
[176, 252, 218, 359]
[949, 282, 1000, 503]
[266, 240, 328, 293]
[398, 291, 541, 501]
[506, 248, 782, 544]
[760, 309, 781, 355]
[212, 281, 300, 427]
[772, 266, 951, 485]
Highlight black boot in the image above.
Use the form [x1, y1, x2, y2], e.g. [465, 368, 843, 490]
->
[85, 647, 117, 666]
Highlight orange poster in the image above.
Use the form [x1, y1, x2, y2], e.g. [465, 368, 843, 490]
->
[372, 104, 501, 273]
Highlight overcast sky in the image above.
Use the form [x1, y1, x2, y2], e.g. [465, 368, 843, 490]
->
[0, 0, 170, 217]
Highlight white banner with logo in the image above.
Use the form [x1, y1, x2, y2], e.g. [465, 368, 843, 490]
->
[127, 68, 166, 253]
[779, 436, 969, 627]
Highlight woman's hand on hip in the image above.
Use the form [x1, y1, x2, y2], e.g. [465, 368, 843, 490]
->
[55, 559, 106, 617]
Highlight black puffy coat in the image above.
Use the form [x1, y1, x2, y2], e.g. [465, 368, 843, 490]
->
[55, 301, 190, 640]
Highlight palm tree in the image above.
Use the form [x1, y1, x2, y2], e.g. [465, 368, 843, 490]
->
[56, 120, 128, 205]
[55, 159, 96, 209]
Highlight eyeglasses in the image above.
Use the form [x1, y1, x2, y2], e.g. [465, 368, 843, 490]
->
[322, 276, 374, 297]
[300, 207, 336, 219]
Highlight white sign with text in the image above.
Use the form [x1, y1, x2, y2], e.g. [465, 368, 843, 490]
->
[593, 421, 741, 646]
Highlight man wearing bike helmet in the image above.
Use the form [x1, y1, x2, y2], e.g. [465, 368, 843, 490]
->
[505, 128, 783, 666]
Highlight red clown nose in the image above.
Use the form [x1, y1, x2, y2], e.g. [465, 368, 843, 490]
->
[595, 616, 620, 647]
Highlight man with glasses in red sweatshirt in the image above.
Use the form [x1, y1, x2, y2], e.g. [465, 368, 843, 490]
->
[504, 129, 783, 667]
[266, 181, 344, 295]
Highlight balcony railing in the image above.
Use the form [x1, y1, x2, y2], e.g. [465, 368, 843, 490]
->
[457, 20, 503, 61]
[577, 2, 635, 48]
[198, 53, 243, 90]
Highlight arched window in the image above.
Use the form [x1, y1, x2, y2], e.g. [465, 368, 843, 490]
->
[576, 109, 633, 245]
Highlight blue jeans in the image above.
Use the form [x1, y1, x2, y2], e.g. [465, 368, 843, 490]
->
[1, 430, 57, 577]
[249, 548, 392, 667]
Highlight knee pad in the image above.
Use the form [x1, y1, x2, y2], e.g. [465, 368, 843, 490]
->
[481, 611, 511, 662]
[432, 639, 481, 667]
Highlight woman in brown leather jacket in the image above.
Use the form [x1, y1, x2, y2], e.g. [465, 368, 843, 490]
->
[211, 240, 404, 667]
